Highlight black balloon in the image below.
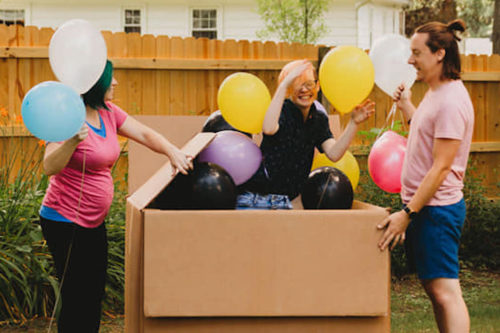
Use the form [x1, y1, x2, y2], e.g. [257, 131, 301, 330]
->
[190, 162, 237, 209]
[202, 110, 252, 138]
[152, 162, 237, 210]
[301, 166, 353, 209]
[151, 172, 192, 210]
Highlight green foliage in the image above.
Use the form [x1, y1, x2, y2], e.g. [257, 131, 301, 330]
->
[0, 129, 128, 323]
[0, 133, 57, 324]
[102, 179, 126, 314]
[405, 0, 494, 37]
[391, 271, 500, 332]
[256, 0, 329, 44]
[457, 0, 494, 37]
[404, 0, 458, 37]
[460, 163, 500, 270]
[356, 121, 411, 277]
[356, 121, 500, 277]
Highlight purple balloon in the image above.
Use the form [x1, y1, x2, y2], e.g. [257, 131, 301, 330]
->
[198, 130, 262, 185]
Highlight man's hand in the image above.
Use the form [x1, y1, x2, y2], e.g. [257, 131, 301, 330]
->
[377, 210, 411, 251]
[393, 83, 413, 112]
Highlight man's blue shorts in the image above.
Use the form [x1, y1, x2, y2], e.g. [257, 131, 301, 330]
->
[405, 198, 466, 280]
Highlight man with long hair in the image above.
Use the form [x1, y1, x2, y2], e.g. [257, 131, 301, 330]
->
[378, 20, 473, 332]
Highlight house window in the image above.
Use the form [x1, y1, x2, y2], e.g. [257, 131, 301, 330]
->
[124, 9, 141, 34]
[0, 9, 25, 26]
[192, 9, 217, 39]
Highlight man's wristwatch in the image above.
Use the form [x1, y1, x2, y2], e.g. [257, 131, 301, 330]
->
[402, 204, 418, 219]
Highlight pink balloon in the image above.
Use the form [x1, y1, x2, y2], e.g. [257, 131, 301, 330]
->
[368, 130, 407, 193]
[198, 130, 262, 185]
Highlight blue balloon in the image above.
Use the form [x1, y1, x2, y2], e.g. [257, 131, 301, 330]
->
[21, 81, 86, 142]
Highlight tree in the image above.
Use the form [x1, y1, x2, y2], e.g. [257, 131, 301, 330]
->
[493, 0, 500, 53]
[256, 0, 330, 44]
[404, 0, 458, 36]
[457, 0, 494, 37]
[405, 0, 494, 38]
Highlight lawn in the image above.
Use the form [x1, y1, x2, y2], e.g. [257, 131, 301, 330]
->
[1, 270, 498, 332]
[391, 270, 500, 332]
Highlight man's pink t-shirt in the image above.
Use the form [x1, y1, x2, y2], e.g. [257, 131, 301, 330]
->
[401, 80, 474, 206]
[42, 102, 128, 228]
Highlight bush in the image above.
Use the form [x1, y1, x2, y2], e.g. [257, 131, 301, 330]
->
[460, 163, 500, 270]
[0, 129, 57, 323]
[102, 179, 126, 314]
[356, 123, 500, 277]
[0, 122, 128, 323]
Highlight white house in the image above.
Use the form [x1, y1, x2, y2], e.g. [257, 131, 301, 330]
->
[0, 0, 409, 49]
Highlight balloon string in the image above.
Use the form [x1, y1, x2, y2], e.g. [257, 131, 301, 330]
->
[47, 150, 86, 333]
[316, 173, 334, 209]
[375, 102, 398, 141]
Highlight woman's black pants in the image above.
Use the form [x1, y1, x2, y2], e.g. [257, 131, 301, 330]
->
[40, 217, 108, 333]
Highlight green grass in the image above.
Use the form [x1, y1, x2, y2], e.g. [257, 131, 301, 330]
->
[1, 270, 498, 332]
[391, 270, 500, 332]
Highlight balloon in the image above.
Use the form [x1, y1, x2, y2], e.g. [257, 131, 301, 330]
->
[202, 110, 252, 138]
[197, 130, 262, 185]
[311, 151, 360, 190]
[313, 100, 327, 114]
[217, 72, 271, 134]
[152, 162, 236, 210]
[319, 46, 374, 114]
[368, 131, 407, 193]
[190, 162, 237, 209]
[152, 171, 192, 210]
[369, 34, 417, 96]
[49, 19, 107, 94]
[21, 81, 86, 142]
[301, 167, 353, 209]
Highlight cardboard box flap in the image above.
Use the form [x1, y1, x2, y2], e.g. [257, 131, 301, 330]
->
[127, 132, 215, 211]
[128, 116, 210, 193]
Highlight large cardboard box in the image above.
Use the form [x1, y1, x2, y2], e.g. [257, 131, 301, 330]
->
[126, 116, 390, 332]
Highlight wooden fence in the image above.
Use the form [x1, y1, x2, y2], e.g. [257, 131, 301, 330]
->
[1, 24, 499, 195]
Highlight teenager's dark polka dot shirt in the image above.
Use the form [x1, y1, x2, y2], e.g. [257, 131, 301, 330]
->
[256, 99, 333, 199]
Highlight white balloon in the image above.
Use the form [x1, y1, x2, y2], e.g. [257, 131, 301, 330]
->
[369, 34, 417, 97]
[49, 19, 107, 94]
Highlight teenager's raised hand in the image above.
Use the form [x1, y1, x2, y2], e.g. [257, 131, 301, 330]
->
[281, 60, 311, 87]
[351, 99, 375, 125]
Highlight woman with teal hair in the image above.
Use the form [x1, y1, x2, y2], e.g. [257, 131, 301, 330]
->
[39, 60, 192, 332]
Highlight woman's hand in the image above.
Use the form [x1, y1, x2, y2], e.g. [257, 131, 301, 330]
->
[43, 125, 89, 176]
[167, 147, 193, 175]
[71, 124, 89, 143]
[351, 99, 375, 125]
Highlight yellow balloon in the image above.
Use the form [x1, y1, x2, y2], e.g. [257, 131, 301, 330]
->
[311, 151, 360, 190]
[319, 46, 375, 115]
[217, 72, 271, 134]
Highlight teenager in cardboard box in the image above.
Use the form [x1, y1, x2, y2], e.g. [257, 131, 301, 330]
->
[239, 60, 375, 207]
